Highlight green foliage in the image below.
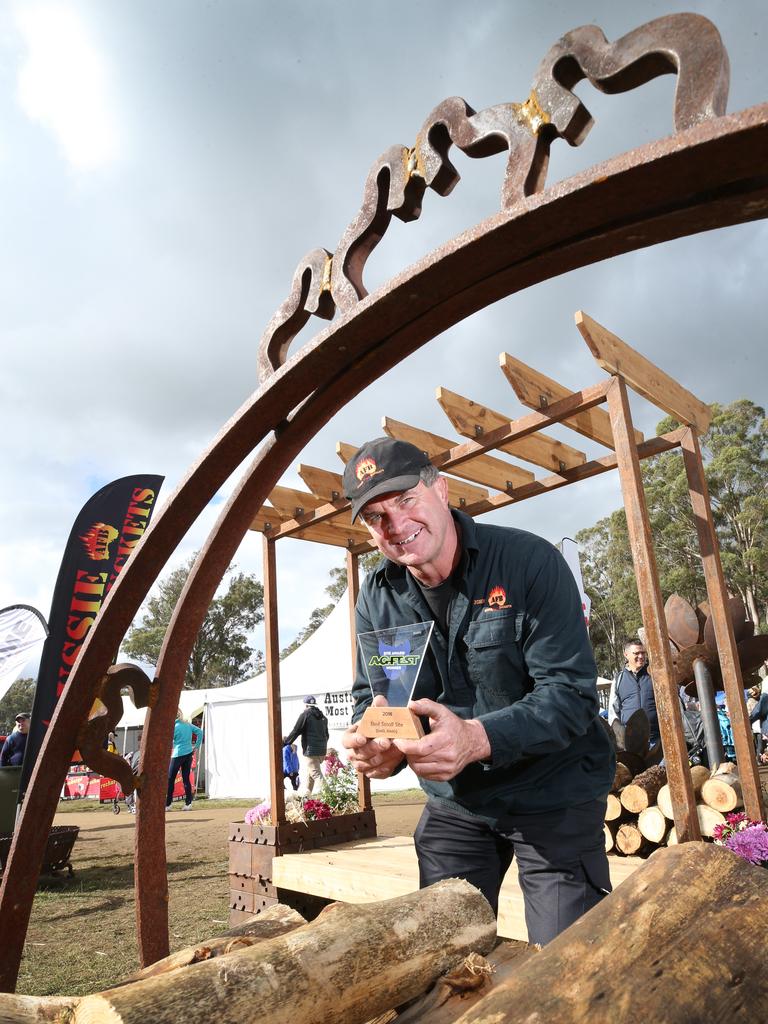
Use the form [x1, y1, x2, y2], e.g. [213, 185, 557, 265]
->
[0, 676, 36, 734]
[576, 512, 641, 675]
[577, 398, 768, 675]
[122, 557, 264, 688]
[318, 752, 360, 815]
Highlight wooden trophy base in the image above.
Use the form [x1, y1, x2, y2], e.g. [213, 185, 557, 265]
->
[358, 705, 424, 740]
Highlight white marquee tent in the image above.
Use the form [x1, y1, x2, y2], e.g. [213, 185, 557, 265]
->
[202, 596, 420, 798]
[115, 596, 419, 798]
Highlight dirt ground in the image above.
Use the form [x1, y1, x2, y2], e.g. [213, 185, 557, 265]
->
[18, 796, 426, 997]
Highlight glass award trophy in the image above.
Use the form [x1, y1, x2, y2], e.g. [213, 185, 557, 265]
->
[356, 620, 434, 739]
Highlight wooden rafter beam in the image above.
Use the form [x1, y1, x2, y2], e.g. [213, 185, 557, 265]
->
[575, 310, 712, 434]
[499, 353, 644, 449]
[267, 485, 331, 518]
[377, 420, 534, 491]
[436, 387, 586, 471]
[297, 464, 345, 501]
[460, 428, 687, 517]
[250, 506, 371, 548]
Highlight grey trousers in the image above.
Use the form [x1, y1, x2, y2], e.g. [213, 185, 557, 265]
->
[414, 798, 610, 945]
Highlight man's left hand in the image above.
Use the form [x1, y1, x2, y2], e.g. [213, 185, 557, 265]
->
[394, 698, 491, 781]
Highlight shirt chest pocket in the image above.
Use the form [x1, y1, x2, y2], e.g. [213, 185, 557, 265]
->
[464, 609, 527, 708]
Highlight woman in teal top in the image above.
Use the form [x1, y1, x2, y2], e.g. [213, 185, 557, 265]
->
[166, 710, 204, 810]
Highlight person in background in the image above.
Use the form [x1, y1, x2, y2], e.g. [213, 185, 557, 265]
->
[716, 693, 736, 762]
[283, 742, 300, 791]
[608, 640, 660, 747]
[166, 710, 203, 811]
[0, 713, 31, 767]
[749, 684, 768, 758]
[284, 696, 329, 795]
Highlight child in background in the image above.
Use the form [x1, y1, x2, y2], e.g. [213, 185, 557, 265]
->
[283, 742, 300, 790]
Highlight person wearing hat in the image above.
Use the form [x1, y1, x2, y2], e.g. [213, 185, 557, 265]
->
[283, 695, 329, 795]
[340, 437, 614, 946]
[1, 713, 31, 767]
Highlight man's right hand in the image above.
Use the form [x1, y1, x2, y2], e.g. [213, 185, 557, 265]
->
[342, 696, 405, 779]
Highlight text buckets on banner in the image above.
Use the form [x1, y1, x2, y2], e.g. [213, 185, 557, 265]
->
[0, 605, 48, 702]
[356, 620, 434, 739]
[20, 475, 163, 800]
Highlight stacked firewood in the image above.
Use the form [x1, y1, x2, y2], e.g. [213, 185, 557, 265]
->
[600, 707, 745, 856]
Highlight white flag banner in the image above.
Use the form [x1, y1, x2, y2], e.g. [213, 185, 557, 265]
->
[0, 605, 47, 701]
[560, 538, 591, 629]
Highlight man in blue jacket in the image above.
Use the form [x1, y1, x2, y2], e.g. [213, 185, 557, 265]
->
[0, 713, 30, 767]
[341, 438, 614, 945]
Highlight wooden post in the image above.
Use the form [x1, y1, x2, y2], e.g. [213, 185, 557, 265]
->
[680, 428, 765, 821]
[346, 550, 372, 812]
[263, 534, 285, 826]
[606, 377, 700, 841]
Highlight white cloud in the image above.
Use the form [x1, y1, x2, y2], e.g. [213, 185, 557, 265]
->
[14, 2, 119, 168]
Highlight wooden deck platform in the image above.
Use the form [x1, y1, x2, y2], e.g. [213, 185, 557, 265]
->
[272, 833, 644, 942]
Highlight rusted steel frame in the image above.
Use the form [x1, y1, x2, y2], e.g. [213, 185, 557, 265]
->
[606, 377, 700, 841]
[463, 429, 687, 516]
[263, 536, 287, 829]
[680, 427, 765, 820]
[347, 551, 371, 812]
[1, 111, 765, 992]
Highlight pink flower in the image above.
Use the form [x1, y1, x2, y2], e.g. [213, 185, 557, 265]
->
[244, 800, 271, 824]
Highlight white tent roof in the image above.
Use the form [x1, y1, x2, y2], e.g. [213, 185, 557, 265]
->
[206, 594, 354, 706]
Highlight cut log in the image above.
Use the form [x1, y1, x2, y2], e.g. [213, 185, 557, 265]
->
[665, 804, 725, 839]
[118, 904, 307, 985]
[611, 762, 633, 792]
[0, 994, 80, 1023]
[450, 844, 768, 1023]
[620, 765, 667, 813]
[615, 750, 646, 777]
[657, 765, 709, 819]
[605, 793, 626, 821]
[73, 879, 496, 1024]
[604, 823, 615, 852]
[701, 772, 743, 813]
[615, 822, 648, 856]
[395, 943, 535, 1024]
[696, 803, 726, 837]
[637, 806, 668, 845]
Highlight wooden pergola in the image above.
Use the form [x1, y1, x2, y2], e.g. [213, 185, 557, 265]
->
[252, 309, 765, 844]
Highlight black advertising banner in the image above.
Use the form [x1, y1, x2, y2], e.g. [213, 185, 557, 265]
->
[20, 475, 163, 798]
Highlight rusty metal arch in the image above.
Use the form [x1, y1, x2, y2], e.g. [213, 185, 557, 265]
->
[1, 17, 767, 992]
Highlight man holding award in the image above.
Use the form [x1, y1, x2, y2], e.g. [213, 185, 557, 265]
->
[341, 437, 614, 946]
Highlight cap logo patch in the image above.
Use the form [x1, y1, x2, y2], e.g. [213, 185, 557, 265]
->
[355, 457, 380, 488]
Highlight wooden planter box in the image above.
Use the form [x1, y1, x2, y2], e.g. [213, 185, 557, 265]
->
[228, 809, 376, 926]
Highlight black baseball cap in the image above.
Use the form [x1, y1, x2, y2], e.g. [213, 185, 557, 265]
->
[343, 437, 431, 521]
[15, 712, 30, 722]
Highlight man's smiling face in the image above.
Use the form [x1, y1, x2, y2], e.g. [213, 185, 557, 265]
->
[360, 477, 454, 580]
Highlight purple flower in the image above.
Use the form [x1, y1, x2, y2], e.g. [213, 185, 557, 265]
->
[244, 800, 271, 824]
[725, 824, 768, 866]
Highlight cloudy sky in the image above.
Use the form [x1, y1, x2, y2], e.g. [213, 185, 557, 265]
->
[0, 0, 766, 660]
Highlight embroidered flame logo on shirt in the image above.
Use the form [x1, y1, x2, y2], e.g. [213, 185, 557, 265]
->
[355, 457, 379, 487]
[79, 522, 119, 561]
[487, 585, 507, 608]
